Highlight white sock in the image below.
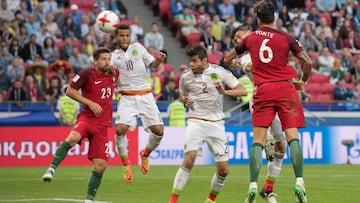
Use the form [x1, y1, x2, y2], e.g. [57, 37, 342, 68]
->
[249, 182, 258, 189]
[173, 166, 190, 192]
[147, 133, 163, 151]
[211, 173, 226, 193]
[115, 134, 128, 157]
[267, 152, 284, 178]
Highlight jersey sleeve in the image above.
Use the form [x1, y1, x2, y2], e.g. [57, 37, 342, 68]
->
[288, 35, 304, 56]
[179, 73, 188, 95]
[70, 68, 91, 90]
[221, 68, 240, 89]
[139, 43, 155, 66]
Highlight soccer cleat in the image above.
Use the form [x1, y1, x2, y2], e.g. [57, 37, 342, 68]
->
[259, 189, 278, 203]
[139, 149, 150, 174]
[42, 167, 55, 182]
[204, 198, 215, 203]
[294, 184, 307, 203]
[265, 134, 275, 161]
[122, 164, 133, 183]
[244, 187, 257, 203]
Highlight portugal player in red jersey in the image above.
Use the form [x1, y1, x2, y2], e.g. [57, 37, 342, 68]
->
[224, 2, 312, 203]
[42, 47, 119, 203]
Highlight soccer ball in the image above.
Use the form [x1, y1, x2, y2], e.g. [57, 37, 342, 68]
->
[96, 10, 120, 33]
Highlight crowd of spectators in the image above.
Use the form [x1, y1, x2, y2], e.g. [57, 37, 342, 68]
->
[1, 0, 360, 109]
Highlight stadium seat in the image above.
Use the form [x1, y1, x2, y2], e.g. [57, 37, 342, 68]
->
[162, 63, 174, 74]
[322, 83, 336, 94]
[345, 83, 355, 90]
[207, 52, 223, 65]
[187, 32, 201, 48]
[120, 19, 133, 26]
[305, 83, 323, 95]
[316, 93, 334, 104]
[308, 73, 329, 84]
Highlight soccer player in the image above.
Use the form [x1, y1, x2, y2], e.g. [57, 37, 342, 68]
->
[231, 26, 287, 203]
[111, 24, 167, 183]
[224, 2, 312, 203]
[169, 45, 247, 203]
[42, 47, 119, 203]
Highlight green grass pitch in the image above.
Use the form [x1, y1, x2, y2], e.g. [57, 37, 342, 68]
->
[0, 165, 359, 203]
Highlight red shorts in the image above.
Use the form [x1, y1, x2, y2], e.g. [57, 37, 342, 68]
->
[252, 81, 305, 129]
[72, 120, 110, 161]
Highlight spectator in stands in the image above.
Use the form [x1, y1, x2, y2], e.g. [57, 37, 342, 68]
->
[306, 6, 320, 27]
[277, 5, 291, 28]
[332, 29, 344, 52]
[275, 18, 287, 32]
[45, 76, 61, 103]
[17, 0, 30, 20]
[339, 48, 353, 71]
[177, 6, 199, 38]
[130, 16, 144, 43]
[18, 24, 29, 48]
[234, 0, 249, 23]
[148, 67, 162, 101]
[36, 23, 55, 48]
[7, 56, 25, 83]
[99, 33, 116, 51]
[88, 3, 100, 25]
[19, 34, 43, 64]
[218, 0, 235, 21]
[80, 14, 90, 38]
[203, 0, 220, 19]
[45, 12, 61, 39]
[350, 58, 360, 83]
[0, 20, 13, 43]
[69, 46, 91, 73]
[316, 47, 335, 76]
[199, 24, 217, 53]
[159, 78, 178, 102]
[82, 33, 97, 58]
[42, 37, 58, 64]
[0, 0, 14, 21]
[343, 30, 360, 54]
[56, 84, 80, 126]
[24, 74, 41, 102]
[318, 31, 336, 53]
[24, 13, 40, 36]
[43, 0, 57, 14]
[339, 19, 352, 40]
[167, 92, 186, 126]
[29, 63, 48, 93]
[171, 0, 187, 20]
[9, 38, 20, 57]
[210, 14, 225, 42]
[224, 16, 241, 37]
[33, 2, 46, 23]
[301, 28, 317, 52]
[69, 4, 83, 28]
[144, 22, 164, 52]
[195, 4, 211, 29]
[54, 4, 66, 28]
[333, 77, 355, 102]
[62, 16, 81, 40]
[0, 45, 14, 74]
[8, 79, 29, 107]
[60, 36, 73, 61]
[316, 0, 336, 12]
[330, 58, 346, 84]
[315, 17, 333, 39]
[0, 66, 10, 96]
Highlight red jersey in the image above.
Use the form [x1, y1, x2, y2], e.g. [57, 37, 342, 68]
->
[237, 27, 303, 86]
[70, 67, 119, 127]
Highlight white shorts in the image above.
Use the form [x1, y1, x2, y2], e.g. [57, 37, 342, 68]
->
[115, 93, 163, 131]
[250, 98, 285, 142]
[185, 119, 228, 162]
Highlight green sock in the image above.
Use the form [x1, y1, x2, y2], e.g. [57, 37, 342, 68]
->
[289, 139, 303, 177]
[86, 171, 103, 200]
[50, 141, 72, 169]
[249, 143, 263, 182]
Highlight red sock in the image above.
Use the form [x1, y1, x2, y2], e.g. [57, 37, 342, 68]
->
[264, 178, 275, 192]
[169, 194, 179, 203]
[208, 193, 217, 201]
[121, 157, 130, 165]
[143, 148, 151, 157]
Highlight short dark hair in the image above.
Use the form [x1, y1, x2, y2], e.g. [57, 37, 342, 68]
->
[231, 26, 250, 40]
[187, 45, 207, 60]
[115, 24, 130, 35]
[255, 2, 275, 24]
[93, 47, 111, 60]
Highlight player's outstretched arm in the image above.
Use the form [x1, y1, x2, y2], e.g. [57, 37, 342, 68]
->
[150, 51, 167, 68]
[223, 48, 239, 66]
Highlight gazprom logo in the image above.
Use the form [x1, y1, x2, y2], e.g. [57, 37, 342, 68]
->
[149, 149, 184, 159]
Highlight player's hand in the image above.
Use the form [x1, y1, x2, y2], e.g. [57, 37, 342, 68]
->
[88, 102, 103, 117]
[182, 98, 194, 109]
[243, 62, 252, 72]
[292, 79, 305, 92]
[230, 59, 242, 70]
[214, 81, 226, 94]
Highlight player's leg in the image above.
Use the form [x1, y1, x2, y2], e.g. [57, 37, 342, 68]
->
[204, 121, 228, 203]
[42, 124, 84, 182]
[169, 119, 203, 203]
[260, 116, 286, 203]
[114, 96, 137, 182]
[278, 85, 307, 203]
[85, 158, 106, 202]
[139, 94, 165, 174]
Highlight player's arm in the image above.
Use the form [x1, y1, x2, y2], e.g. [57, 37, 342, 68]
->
[66, 86, 103, 117]
[293, 51, 313, 91]
[223, 40, 247, 66]
[149, 51, 167, 68]
[215, 82, 247, 97]
[179, 93, 193, 109]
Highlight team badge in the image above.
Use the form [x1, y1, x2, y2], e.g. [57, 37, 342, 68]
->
[132, 49, 138, 57]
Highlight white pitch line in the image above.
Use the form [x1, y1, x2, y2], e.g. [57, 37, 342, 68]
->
[0, 198, 112, 203]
